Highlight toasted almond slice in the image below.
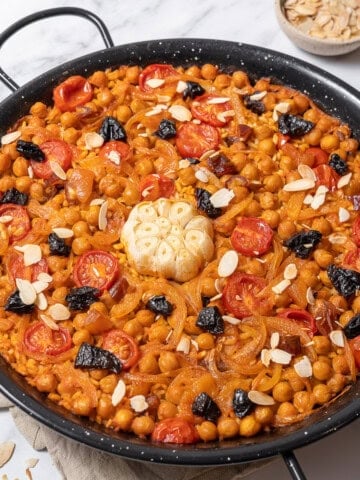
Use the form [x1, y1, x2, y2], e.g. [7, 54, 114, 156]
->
[28, 165, 34, 178]
[310, 193, 326, 210]
[130, 394, 149, 413]
[328, 233, 347, 244]
[270, 332, 280, 349]
[111, 379, 126, 406]
[329, 330, 345, 348]
[303, 194, 313, 205]
[178, 159, 191, 169]
[273, 101, 290, 120]
[284, 263, 297, 280]
[36, 292, 48, 311]
[48, 303, 71, 321]
[90, 198, 105, 206]
[31, 280, 49, 294]
[16, 278, 36, 305]
[214, 278, 223, 293]
[191, 339, 199, 351]
[84, 132, 104, 149]
[298, 164, 316, 181]
[210, 292, 223, 302]
[249, 91, 267, 101]
[40, 314, 59, 330]
[1, 130, 21, 145]
[22, 244, 42, 267]
[207, 96, 230, 104]
[210, 188, 235, 208]
[248, 390, 275, 406]
[98, 200, 108, 231]
[25, 457, 39, 469]
[37, 272, 53, 283]
[199, 149, 216, 162]
[306, 287, 315, 305]
[270, 348, 292, 365]
[222, 315, 241, 325]
[337, 172, 352, 189]
[218, 250, 238, 277]
[157, 95, 171, 103]
[52, 227, 74, 238]
[338, 207, 350, 223]
[145, 104, 168, 116]
[146, 78, 165, 88]
[261, 348, 271, 367]
[0, 215, 13, 223]
[195, 168, 209, 183]
[272, 279, 291, 294]
[283, 178, 315, 192]
[49, 160, 67, 180]
[294, 355, 312, 378]
[176, 335, 190, 354]
[192, 118, 201, 124]
[168, 105, 192, 122]
[176, 80, 188, 93]
[0, 441, 15, 467]
[108, 150, 121, 165]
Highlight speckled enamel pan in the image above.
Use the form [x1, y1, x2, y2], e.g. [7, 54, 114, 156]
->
[0, 7, 359, 480]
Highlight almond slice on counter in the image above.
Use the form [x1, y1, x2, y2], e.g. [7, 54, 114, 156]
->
[0, 441, 15, 467]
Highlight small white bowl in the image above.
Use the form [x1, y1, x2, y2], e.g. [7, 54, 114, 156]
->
[274, 0, 360, 56]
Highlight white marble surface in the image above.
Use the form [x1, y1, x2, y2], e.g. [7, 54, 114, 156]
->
[0, 1, 359, 479]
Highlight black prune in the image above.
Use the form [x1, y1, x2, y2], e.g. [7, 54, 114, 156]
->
[146, 295, 173, 316]
[195, 188, 222, 219]
[192, 392, 221, 422]
[154, 119, 177, 139]
[278, 114, 314, 137]
[99, 116, 127, 142]
[0, 188, 28, 206]
[16, 140, 45, 161]
[284, 230, 322, 259]
[327, 264, 360, 298]
[65, 286, 100, 311]
[243, 95, 265, 115]
[232, 389, 254, 418]
[329, 153, 348, 176]
[48, 232, 71, 257]
[182, 81, 205, 100]
[186, 157, 200, 165]
[75, 342, 122, 373]
[5, 290, 35, 314]
[207, 153, 237, 177]
[201, 295, 211, 307]
[196, 306, 224, 334]
[344, 314, 360, 339]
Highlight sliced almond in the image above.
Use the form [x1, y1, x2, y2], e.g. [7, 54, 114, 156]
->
[25, 458, 39, 469]
[130, 394, 149, 413]
[178, 159, 191, 169]
[157, 95, 171, 103]
[199, 149, 216, 162]
[207, 96, 230, 104]
[145, 104, 168, 116]
[338, 207, 350, 223]
[310, 192, 326, 210]
[284, 263, 297, 280]
[329, 330, 345, 348]
[52, 227, 74, 238]
[98, 200, 108, 231]
[111, 379, 126, 406]
[303, 194, 313, 205]
[48, 303, 71, 321]
[40, 314, 59, 330]
[176, 80, 188, 93]
[270, 332, 280, 349]
[36, 292, 48, 311]
[195, 168, 209, 183]
[49, 160, 67, 180]
[37, 272, 53, 283]
[306, 287, 315, 305]
[21, 244, 42, 267]
[28, 165, 34, 178]
[218, 250, 238, 277]
[272, 279, 291, 294]
[283, 178, 315, 192]
[146, 78, 165, 88]
[328, 233, 347, 244]
[16, 278, 36, 305]
[84, 132, 104, 149]
[248, 390, 275, 406]
[176, 335, 190, 354]
[210, 292, 223, 302]
[0, 215, 13, 223]
[90, 198, 105, 206]
[249, 91, 267, 101]
[270, 348, 292, 365]
[214, 278, 223, 293]
[31, 280, 49, 294]
[168, 105, 192, 122]
[210, 188, 235, 208]
[190, 339, 199, 351]
[108, 150, 121, 165]
[0, 441, 15, 467]
[273, 102, 290, 120]
[1, 130, 21, 145]
[294, 355, 313, 378]
[216, 110, 235, 123]
[298, 164, 316, 181]
[261, 348, 271, 367]
[337, 172, 352, 189]
[222, 315, 241, 325]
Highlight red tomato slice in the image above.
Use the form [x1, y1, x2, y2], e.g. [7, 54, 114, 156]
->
[313, 164, 340, 192]
[151, 417, 200, 444]
[102, 329, 140, 369]
[306, 147, 328, 167]
[99, 141, 130, 168]
[352, 217, 360, 247]
[191, 93, 232, 127]
[0, 204, 30, 244]
[230, 217, 273, 257]
[139, 64, 178, 92]
[53, 75, 93, 112]
[176, 122, 220, 158]
[139, 174, 175, 201]
[349, 335, 360, 370]
[73, 250, 119, 293]
[31, 140, 73, 180]
[24, 322, 72, 356]
[343, 248, 360, 271]
[222, 273, 270, 319]
[8, 251, 48, 283]
[278, 308, 317, 336]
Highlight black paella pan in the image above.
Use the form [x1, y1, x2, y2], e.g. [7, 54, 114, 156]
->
[0, 7, 359, 480]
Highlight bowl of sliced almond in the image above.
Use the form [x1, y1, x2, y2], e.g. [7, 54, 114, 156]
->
[275, 0, 360, 56]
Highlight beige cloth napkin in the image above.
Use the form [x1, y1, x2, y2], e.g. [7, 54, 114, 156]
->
[0, 393, 272, 480]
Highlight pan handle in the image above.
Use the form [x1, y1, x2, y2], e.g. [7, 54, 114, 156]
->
[282, 451, 307, 480]
[0, 7, 114, 92]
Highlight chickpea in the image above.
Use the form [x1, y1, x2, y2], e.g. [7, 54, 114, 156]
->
[313, 336, 331, 355]
[258, 138, 276, 156]
[15, 176, 32, 193]
[138, 353, 160, 374]
[201, 64, 218, 80]
[313, 360, 333, 381]
[261, 210, 280, 229]
[259, 191, 276, 210]
[276, 402, 298, 417]
[196, 333, 215, 350]
[263, 174, 283, 193]
[312, 384, 332, 405]
[123, 318, 143, 337]
[130, 98, 147, 113]
[123, 181, 140, 206]
[60, 111, 78, 128]
[231, 152, 248, 171]
[217, 418, 239, 439]
[232, 70, 249, 88]
[36, 373, 57, 392]
[201, 276, 217, 297]
[340, 138, 359, 153]
[148, 320, 171, 343]
[178, 166, 196, 186]
[197, 421, 218, 442]
[63, 127, 80, 144]
[254, 125, 273, 140]
[135, 158, 154, 176]
[71, 394, 93, 416]
[332, 355, 350, 374]
[279, 155, 297, 172]
[277, 220, 297, 239]
[293, 94, 309, 113]
[12, 157, 28, 177]
[329, 295, 347, 311]
[339, 310, 354, 328]
[240, 163, 259, 181]
[214, 74, 231, 90]
[47, 256, 68, 273]
[131, 416, 155, 437]
[184, 65, 200, 76]
[157, 400, 178, 420]
[52, 286, 68, 304]
[126, 66, 140, 84]
[327, 373, 346, 394]
[96, 88, 114, 107]
[99, 374, 118, 394]
[116, 105, 132, 123]
[320, 134, 340, 151]
[29, 182, 44, 201]
[303, 108, 320, 123]
[30, 101, 48, 118]
[283, 368, 305, 392]
[158, 352, 179, 373]
[272, 381, 293, 403]
[113, 408, 134, 431]
[0, 153, 11, 173]
[257, 157, 274, 174]
[3, 143, 18, 161]
[245, 259, 264, 276]
[239, 414, 261, 437]
[73, 220, 90, 237]
[262, 93, 276, 111]
[184, 315, 203, 335]
[135, 309, 155, 327]
[318, 270, 332, 288]
[313, 249, 333, 269]
[97, 395, 114, 419]
[90, 369, 108, 381]
[72, 237, 92, 256]
[311, 217, 332, 235]
[254, 406, 274, 425]
[99, 174, 123, 198]
[245, 199, 262, 217]
[63, 207, 81, 225]
[293, 391, 314, 413]
[350, 296, 360, 314]
[72, 329, 92, 346]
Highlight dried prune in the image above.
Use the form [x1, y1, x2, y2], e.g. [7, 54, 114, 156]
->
[278, 114, 314, 138]
[278, 335, 302, 355]
[154, 119, 176, 139]
[0, 188, 28, 206]
[99, 116, 127, 142]
[196, 306, 224, 334]
[327, 264, 360, 298]
[65, 286, 100, 310]
[4, 290, 35, 314]
[201, 295, 211, 307]
[48, 232, 71, 257]
[344, 314, 360, 339]
[232, 389, 254, 418]
[186, 157, 200, 165]
[243, 95, 265, 115]
[284, 230, 322, 259]
[329, 153, 348, 176]
[16, 140, 45, 161]
[182, 81, 205, 100]
[195, 188, 222, 219]
[146, 295, 173, 316]
[207, 153, 237, 177]
[192, 392, 221, 422]
[75, 342, 122, 373]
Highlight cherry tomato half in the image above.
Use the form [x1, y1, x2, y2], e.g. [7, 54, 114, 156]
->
[0, 204, 30, 243]
[151, 417, 200, 444]
[139, 64, 178, 92]
[176, 122, 220, 158]
[73, 250, 119, 293]
[191, 94, 232, 127]
[343, 248, 360, 271]
[53, 75, 93, 112]
[24, 322, 72, 356]
[230, 217, 273, 257]
[31, 140, 73, 180]
[102, 329, 140, 369]
[222, 273, 270, 319]
[99, 141, 130, 168]
[8, 251, 48, 284]
[306, 147, 328, 167]
[349, 335, 360, 370]
[278, 308, 317, 336]
[352, 217, 360, 247]
[139, 174, 175, 201]
[313, 164, 340, 192]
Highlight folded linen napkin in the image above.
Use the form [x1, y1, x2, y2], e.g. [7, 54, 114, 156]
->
[0, 393, 272, 480]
